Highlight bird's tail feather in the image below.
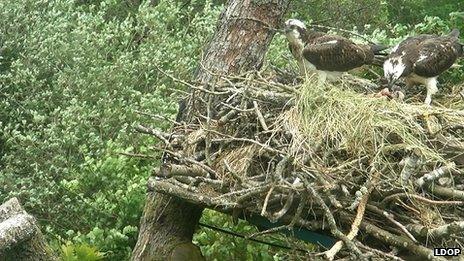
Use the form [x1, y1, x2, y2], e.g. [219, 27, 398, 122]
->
[372, 55, 387, 67]
[449, 28, 460, 38]
[370, 44, 389, 55]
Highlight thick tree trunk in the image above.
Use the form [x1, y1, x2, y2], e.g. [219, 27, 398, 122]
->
[131, 0, 289, 260]
[195, 0, 290, 83]
[0, 198, 56, 261]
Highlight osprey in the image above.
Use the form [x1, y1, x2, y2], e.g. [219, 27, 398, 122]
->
[384, 29, 463, 105]
[283, 19, 387, 82]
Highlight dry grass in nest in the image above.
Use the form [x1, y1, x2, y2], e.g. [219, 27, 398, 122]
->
[212, 144, 260, 181]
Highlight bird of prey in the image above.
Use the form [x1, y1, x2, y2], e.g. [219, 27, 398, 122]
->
[283, 19, 387, 82]
[383, 29, 463, 105]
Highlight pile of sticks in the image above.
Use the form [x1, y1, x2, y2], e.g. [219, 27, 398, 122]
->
[133, 71, 464, 260]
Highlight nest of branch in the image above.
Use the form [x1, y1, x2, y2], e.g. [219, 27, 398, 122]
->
[136, 70, 464, 260]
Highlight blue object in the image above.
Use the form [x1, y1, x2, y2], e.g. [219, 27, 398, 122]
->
[244, 214, 337, 249]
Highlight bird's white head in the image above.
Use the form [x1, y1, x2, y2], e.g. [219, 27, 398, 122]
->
[285, 19, 306, 30]
[284, 19, 307, 46]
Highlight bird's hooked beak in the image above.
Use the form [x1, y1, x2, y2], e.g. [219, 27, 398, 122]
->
[265, 24, 284, 34]
[273, 27, 285, 34]
[387, 78, 398, 89]
[281, 22, 293, 34]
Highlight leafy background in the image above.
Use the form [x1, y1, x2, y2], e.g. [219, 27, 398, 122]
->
[0, 0, 462, 260]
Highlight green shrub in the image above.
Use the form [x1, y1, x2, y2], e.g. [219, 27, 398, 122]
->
[61, 242, 105, 261]
[0, 0, 220, 259]
[385, 0, 464, 25]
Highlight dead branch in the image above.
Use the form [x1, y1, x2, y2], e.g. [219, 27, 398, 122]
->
[266, 192, 294, 223]
[366, 204, 417, 242]
[426, 184, 464, 200]
[147, 178, 238, 209]
[325, 171, 379, 260]
[382, 193, 464, 206]
[415, 163, 456, 187]
[260, 186, 275, 216]
[253, 100, 269, 131]
[354, 217, 444, 261]
[428, 221, 464, 238]
[302, 177, 364, 260]
[135, 125, 173, 146]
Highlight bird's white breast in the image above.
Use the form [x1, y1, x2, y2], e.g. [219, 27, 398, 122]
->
[286, 31, 304, 49]
[384, 56, 406, 80]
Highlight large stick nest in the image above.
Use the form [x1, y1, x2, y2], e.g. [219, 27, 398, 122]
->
[135, 70, 464, 260]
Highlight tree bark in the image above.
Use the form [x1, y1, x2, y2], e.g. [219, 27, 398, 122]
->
[131, 0, 289, 260]
[0, 198, 57, 261]
[195, 0, 290, 83]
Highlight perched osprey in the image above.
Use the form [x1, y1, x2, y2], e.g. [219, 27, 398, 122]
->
[283, 19, 387, 82]
[384, 29, 463, 105]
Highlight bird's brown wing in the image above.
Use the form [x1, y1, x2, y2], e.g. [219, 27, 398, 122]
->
[303, 36, 373, 71]
[412, 37, 461, 77]
[392, 34, 435, 55]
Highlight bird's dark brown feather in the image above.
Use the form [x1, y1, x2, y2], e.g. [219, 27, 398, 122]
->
[302, 35, 374, 71]
[413, 39, 462, 77]
[392, 34, 435, 53]
[390, 33, 462, 78]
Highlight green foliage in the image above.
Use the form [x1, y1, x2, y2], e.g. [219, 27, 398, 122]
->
[0, 0, 220, 259]
[289, 0, 390, 30]
[61, 242, 105, 261]
[194, 210, 309, 261]
[385, 0, 464, 26]
[195, 210, 275, 260]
